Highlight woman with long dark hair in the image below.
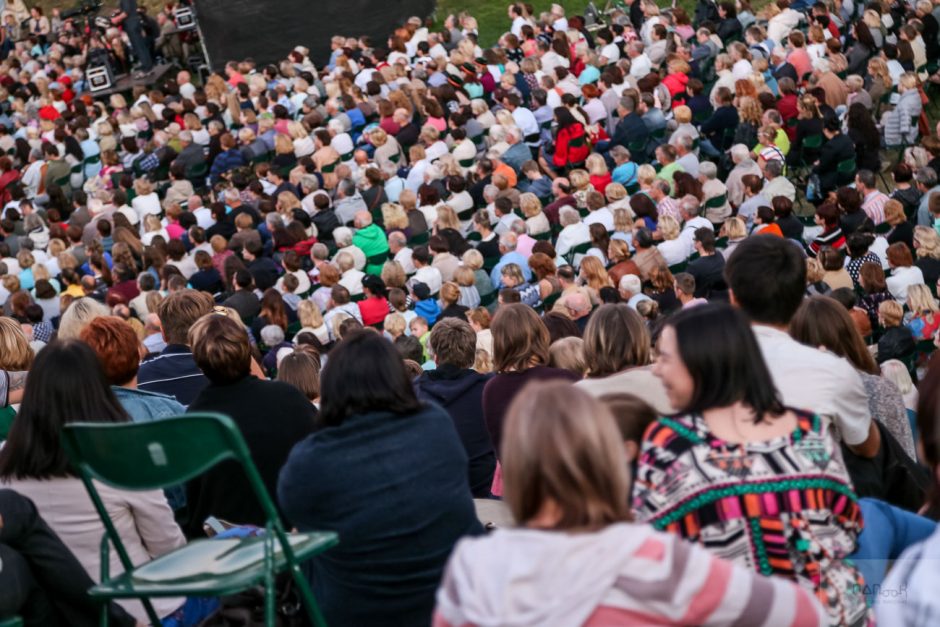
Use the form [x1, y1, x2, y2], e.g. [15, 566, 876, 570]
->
[278, 330, 481, 626]
[846, 103, 882, 173]
[0, 340, 186, 623]
[634, 304, 870, 625]
[540, 106, 590, 175]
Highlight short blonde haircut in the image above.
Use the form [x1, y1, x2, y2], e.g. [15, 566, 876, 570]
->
[519, 193, 543, 218]
[657, 215, 680, 240]
[384, 312, 406, 337]
[568, 169, 590, 191]
[57, 297, 110, 340]
[722, 216, 747, 239]
[673, 105, 692, 124]
[878, 300, 904, 327]
[462, 248, 484, 271]
[0, 317, 33, 370]
[637, 164, 657, 186]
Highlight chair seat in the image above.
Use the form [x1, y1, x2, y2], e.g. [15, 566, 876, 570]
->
[90, 532, 336, 599]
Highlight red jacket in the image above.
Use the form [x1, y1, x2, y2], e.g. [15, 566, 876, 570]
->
[553, 123, 590, 168]
[357, 296, 389, 327]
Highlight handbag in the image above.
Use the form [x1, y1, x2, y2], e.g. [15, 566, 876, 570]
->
[841, 420, 931, 513]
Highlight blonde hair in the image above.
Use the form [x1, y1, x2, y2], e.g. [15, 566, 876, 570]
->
[806, 258, 825, 283]
[384, 312, 406, 337]
[435, 205, 461, 231]
[637, 164, 657, 186]
[585, 154, 608, 177]
[914, 226, 940, 259]
[473, 348, 494, 373]
[881, 359, 916, 396]
[57, 297, 110, 340]
[382, 203, 408, 230]
[454, 266, 475, 287]
[462, 248, 484, 271]
[580, 256, 612, 291]
[722, 216, 747, 239]
[568, 169, 590, 191]
[657, 215, 680, 240]
[297, 299, 324, 329]
[502, 382, 630, 529]
[519, 193, 543, 218]
[0, 317, 33, 370]
[907, 283, 939, 314]
[673, 105, 692, 124]
[879, 300, 904, 327]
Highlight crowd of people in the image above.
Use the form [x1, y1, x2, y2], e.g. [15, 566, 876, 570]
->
[2, 0, 940, 624]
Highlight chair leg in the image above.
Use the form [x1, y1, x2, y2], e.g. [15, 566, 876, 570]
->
[290, 562, 329, 627]
[264, 530, 275, 627]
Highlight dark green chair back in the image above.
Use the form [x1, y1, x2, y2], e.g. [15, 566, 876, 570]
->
[408, 231, 430, 247]
[837, 158, 857, 175]
[704, 194, 727, 209]
[320, 160, 339, 174]
[802, 134, 823, 150]
[479, 290, 497, 308]
[61, 414, 335, 627]
[366, 251, 389, 266]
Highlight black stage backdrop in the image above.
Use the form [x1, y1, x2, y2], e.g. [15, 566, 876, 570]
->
[193, 0, 435, 69]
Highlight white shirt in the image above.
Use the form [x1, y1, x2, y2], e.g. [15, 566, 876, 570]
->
[657, 238, 688, 266]
[414, 265, 443, 295]
[886, 265, 926, 301]
[583, 208, 614, 231]
[555, 222, 591, 256]
[600, 43, 620, 64]
[339, 268, 365, 295]
[629, 54, 652, 79]
[132, 192, 161, 218]
[511, 107, 540, 144]
[394, 247, 416, 274]
[678, 216, 713, 257]
[193, 206, 215, 229]
[752, 325, 870, 446]
[510, 16, 527, 37]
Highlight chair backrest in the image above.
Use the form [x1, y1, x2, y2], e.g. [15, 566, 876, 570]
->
[705, 194, 726, 208]
[62, 413, 255, 492]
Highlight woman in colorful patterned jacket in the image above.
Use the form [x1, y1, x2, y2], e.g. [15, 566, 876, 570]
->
[633, 303, 870, 626]
[435, 381, 827, 627]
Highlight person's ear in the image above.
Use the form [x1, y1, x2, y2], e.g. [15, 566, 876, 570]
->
[623, 440, 639, 464]
[728, 288, 738, 308]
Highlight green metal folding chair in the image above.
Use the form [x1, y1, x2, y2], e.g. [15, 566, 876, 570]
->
[61, 413, 337, 627]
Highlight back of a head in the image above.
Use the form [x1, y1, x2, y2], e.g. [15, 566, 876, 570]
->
[502, 381, 629, 529]
[79, 316, 142, 386]
[0, 339, 127, 480]
[58, 297, 111, 340]
[582, 304, 650, 378]
[189, 313, 252, 384]
[429, 317, 477, 369]
[789, 296, 878, 374]
[319, 330, 422, 427]
[492, 303, 550, 372]
[724, 235, 805, 325]
[158, 289, 215, 345]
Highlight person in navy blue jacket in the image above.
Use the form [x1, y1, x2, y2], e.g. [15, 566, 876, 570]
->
[208, 132, 247, 184]
[278, 331, 483, 627]
[415, 318, 496, 497]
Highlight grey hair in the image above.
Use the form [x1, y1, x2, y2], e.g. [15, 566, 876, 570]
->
[699, 161, 718, 180]
[915, 166, 937, 188]
[559, 206, 580, 226]
[333, 226, 353, 247]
